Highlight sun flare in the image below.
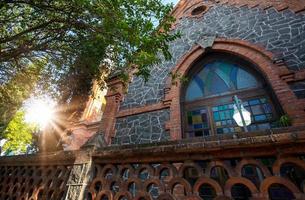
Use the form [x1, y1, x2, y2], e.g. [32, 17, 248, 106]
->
[24, 97, 56, 129]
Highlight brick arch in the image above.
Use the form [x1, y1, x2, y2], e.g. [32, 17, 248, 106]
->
[122, 177, 143, 192]
[117, 164, 135, 179]
[155, 163, 178, 179]
[193, 176, 223, 196]
[205, 160, 235, 177]
[88, 177, 106, 195]
[273, 157, 305, 176]
[134, 192, 151, 200]
[135, 164, 155, 179]
[178, 162, 204, 177]
[260, 176, 304, 199]
[157, 193, 175, 200]
[224, 177, 259, 197]
[236, 158, 272, 177]
[114, 191, 132, 200]
[104, 177, 122, 191]
[144, 178, 166, 193]
[167, 177, 193, 195]
[96, 190, 113, 200]
[165, 38, 304, 140]
[101, 164, 117, 179]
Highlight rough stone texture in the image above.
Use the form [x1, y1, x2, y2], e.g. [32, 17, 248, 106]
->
[67, 164, 85, 184]
[120, 5, 305, 110]
[112, 109, 170, 145]
[66, 163, 91, 200]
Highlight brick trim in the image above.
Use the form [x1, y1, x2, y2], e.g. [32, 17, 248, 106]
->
[205, 160, 235, 177]
[260, 176, 303, 199]
[168, 177, 193, 195]
[193, 177, 223, 195]
[224, 177, 259, 197]
[98, 77, 125, 144]
[272, 157, 305, 176]
[235, 158, 272, 177]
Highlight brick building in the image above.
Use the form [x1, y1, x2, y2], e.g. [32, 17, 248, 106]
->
[1, 0, 305, 199]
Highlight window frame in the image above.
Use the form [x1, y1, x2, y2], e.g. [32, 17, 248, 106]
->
[181, 53, 278, 138]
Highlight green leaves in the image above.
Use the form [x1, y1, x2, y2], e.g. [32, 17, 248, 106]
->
[2, 111, 37, 154]
[0, 0, 179, 124]
[0, 63, 42, 134]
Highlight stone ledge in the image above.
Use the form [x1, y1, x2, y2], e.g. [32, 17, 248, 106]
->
[0, 150, 92, 166]
[93, 126, 305, 163]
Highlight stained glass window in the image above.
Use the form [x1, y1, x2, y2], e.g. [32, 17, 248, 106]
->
[184, 57, 277, 138]
[185, 61, 259, 101]
[212, 97, 274, 134]
[187, 108, 210, 137]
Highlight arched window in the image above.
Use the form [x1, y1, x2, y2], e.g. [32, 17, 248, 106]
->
[182, 53, 278, 137]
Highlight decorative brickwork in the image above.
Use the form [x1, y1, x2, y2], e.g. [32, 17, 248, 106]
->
[0, 127, 305, 199]
[87, 128, 305, 200]
[0, 152, 76, 200]
[99, 77, 125, 144]
[0, 165, 70, 200]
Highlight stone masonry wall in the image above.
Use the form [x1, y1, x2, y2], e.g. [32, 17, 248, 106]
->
[120, 4, 305, 110]
[113, 3, 305, 145]
[112, 109, 170, 145]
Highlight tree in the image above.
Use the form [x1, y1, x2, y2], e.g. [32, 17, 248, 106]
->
[0, 64, 42, 133]
[1, 111, 37, 154]
[0, 0, 178, 130]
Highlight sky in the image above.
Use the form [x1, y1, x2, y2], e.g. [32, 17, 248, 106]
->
[162, 0, 179, 6]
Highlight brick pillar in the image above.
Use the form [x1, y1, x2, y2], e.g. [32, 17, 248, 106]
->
[99, 77, 124, 144]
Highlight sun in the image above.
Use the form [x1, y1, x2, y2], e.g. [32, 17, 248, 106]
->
[24, 97, 56, 129]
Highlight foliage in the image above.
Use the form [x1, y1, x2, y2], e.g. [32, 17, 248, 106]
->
[169, 71, 189, 86]
[2, 111, 37, 154]
[278, 115, 292, 127]
[0, 63, 42, 134]
[0, 0, 178, 124]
